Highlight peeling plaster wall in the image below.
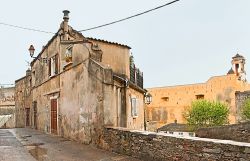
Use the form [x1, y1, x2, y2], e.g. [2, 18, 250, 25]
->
[59, 61, 102, 144]
[127, 87, 145, 130]
[32, 75, 60, 132]
[88, 40, 130, 77]
[16, 23, 145, 145]
[15, 75, 32, 128]
[147, 74, 250, 131]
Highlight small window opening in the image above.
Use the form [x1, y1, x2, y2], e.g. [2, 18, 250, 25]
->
[161, 97, 169, 102]
[196, 94, 204, 100]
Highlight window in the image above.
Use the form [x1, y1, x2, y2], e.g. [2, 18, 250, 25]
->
[196, 94, 204, 100]
[162, 97, 169, 102]
[131, 98, 138, 117]
[235, 64, 239, 76]
[49, 54, 59, 77]
[65, 45, 73, 62]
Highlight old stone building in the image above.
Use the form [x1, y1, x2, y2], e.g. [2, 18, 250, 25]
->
[0, 86, 15, 128]
[146, 54, 250, 131]
[15, 10, 146, 144]
[15, 69, 32, 128]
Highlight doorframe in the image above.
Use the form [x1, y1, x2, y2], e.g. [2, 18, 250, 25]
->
[25, 108, 30, 127]
[50, 96, 59, 134]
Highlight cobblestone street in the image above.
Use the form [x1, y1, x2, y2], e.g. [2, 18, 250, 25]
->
[0, 128, 140, 161]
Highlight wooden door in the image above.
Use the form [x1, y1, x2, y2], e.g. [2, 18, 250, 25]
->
[25, 108, 30, 126]
[33, 102, 37, 129]
[51, 99, 57, 134]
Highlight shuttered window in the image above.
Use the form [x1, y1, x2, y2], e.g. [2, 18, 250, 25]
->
[131, 98, 139, 117]
[49, 54, 59, 77]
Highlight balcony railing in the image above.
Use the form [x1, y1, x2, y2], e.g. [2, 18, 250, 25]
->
[130, 64, 143, 89]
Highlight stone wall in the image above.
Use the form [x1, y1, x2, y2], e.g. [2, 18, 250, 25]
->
[235, 90, 250, 122]
[196, 122, 250, 143]
[15, 71, 32, 128]
[100, 127, 250, 161]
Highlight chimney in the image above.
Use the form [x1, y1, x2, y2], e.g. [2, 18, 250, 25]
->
[62, 10, 70, 40]
[26, 69, 31, 76]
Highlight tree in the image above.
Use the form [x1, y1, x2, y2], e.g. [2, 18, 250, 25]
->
[184, 100, 229, 130]
[242, 98, 250, 120]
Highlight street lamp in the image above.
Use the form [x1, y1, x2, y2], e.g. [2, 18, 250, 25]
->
[145, 93, 152, 105]
[28, 45, 35, 58]
[28, 45, 48, 63]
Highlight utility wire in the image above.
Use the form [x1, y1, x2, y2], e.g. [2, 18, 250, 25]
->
[0, 0, 179, 34]
[78, 0, 180, 32]
[0, 22, 55, 34]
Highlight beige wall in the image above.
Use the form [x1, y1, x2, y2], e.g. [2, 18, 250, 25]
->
[23, 23, 145, 144]
[87, 39, 130, 77]
[126, 87, 145, 130]
[146, 74, 250, 131]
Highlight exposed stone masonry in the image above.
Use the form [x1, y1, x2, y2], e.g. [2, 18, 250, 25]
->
[100, 127, 250, 161]
[236, 90, 250, 122]
[196, 122, 250, 143]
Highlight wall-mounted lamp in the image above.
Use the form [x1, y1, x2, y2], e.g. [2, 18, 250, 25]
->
[145, 92, 152, 105]
[28, 45, 48, 64]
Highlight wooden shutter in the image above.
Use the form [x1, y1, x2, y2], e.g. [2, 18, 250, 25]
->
[55, 54, 58, 74]
[48, 58, 51, 76]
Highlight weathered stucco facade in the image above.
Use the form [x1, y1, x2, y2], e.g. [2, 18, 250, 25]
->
[15, 11, 146, 144]
[146, 54, 250, 131]
[0, 87, 15, 128]
[15, 70, 32, 128]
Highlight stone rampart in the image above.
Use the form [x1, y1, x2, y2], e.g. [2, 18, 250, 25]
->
[100, 127, 250, 161]
[196, 122, 250, 143]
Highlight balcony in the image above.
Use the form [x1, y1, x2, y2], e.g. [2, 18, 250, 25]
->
[130, 64, 143, 89]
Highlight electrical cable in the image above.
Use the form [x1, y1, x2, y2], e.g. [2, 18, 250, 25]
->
[78, 0, 180, 32]
[0, 22, 55, 34]
[0, 0, 180, 34]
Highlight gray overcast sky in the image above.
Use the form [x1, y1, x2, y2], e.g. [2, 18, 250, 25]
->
[0, 0, 249, 88]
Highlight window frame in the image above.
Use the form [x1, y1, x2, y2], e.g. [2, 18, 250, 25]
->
[48, 54, 59, 77]
[131, 97, 139, 118]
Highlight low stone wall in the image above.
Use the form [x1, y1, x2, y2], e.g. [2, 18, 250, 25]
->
[100, 127, 250, 161]
[196, 122, 250, 143]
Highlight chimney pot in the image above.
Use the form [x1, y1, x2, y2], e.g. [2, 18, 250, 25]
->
[63, 10, 70, 20]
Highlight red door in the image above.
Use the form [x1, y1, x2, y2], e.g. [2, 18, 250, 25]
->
[51, 99, 57, 134]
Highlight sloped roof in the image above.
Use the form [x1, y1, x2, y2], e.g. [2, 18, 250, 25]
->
[157, 123, 191, 132]
[86, 37, 131, 49]
[31, 26, 131, 66]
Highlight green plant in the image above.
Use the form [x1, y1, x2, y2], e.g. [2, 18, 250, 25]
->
[184, 100, 229, 130]
[242, 98, 250, 120]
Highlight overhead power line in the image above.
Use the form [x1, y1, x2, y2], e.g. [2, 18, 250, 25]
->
[0, 22, 55, 34]
[78, 0, 180, 32]
[0, 0, 179, 34]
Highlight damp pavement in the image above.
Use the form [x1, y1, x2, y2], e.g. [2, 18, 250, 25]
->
[0, 128, 141, 161]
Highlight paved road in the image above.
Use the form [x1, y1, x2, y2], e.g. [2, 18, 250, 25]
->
[0, 128, 140, 161]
